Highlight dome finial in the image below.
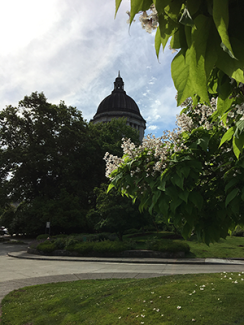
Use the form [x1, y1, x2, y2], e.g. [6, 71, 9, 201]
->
[114, 72, 124, 91]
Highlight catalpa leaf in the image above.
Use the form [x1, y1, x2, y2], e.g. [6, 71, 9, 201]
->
[179, 7, 195, 27]
[219, 127, 234, 147]
[225, 188, 239, 207]
[213, 0, 235, 58]
[130, 0, 152, 23]
[115, 0, 123, 16]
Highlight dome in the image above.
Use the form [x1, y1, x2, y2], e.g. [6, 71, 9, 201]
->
[95, 74, 143, 118]
[91, 72, 146, 141]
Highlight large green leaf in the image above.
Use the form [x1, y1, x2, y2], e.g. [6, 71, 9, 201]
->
[189, 191, 203, 209]
[225, 178, 239, 193]
[155, 27, 162, 58]
[158, 13, 178, 50]
[225, 188, 239, 207]
[153, 0, 171, 15]
[219, 127, 234, 147]
[233, 133, 244, 159]
[213, 0, 235, 58]
[115, 0, 123, 16]
[172, 15, 211, 105]
[130, 0, 152, 23]
[170, 197, 182, 214]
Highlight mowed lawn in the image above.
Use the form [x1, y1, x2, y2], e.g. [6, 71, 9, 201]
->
[1, 272, 244, 324]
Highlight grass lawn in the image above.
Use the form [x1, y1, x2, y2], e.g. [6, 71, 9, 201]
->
[125, 232, 244, 258]
[186, 236, 244, 258]
[1, 272, 244, 324]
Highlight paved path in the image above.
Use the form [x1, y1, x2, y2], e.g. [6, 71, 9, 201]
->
[1, 242, 244, 303]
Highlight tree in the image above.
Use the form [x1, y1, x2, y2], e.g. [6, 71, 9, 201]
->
[87, 183, 152, 241]
[105, 98, 244, 244]
[0, 92, 93, 235]
[106, 1, 244, 243]
[0, 95, 142, 235]
[116, 0, 244, 157]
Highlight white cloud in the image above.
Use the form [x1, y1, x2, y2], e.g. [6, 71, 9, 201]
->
[0, 0, 179, 138]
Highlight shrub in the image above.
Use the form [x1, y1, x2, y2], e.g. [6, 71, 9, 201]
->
[232, 226, 244, 237]
[54, 238, 66, 250]
[36, 241, 56, 253]
[146, 239, 190, 253]
[36, 234, 50, 240]
[67, 242, 94, 254]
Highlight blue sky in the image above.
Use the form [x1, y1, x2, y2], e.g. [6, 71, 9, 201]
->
[0, 0, 181, 138]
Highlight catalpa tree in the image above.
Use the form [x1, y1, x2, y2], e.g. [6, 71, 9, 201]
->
[106, 0, 244, 243]
[117, 0, 244, 157]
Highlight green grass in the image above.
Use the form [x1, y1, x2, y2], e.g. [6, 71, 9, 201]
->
[186, 236, 244, 258]
[125, 232, 244, 258]
[2, 272, 244, 324]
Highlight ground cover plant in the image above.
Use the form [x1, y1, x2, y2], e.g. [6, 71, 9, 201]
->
[31, 231, 244, 258]
[2, 272, 244, 324]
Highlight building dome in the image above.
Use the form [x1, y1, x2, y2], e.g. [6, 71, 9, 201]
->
[91, 72, 146, 141]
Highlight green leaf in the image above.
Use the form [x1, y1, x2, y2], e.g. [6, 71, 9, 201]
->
[216, 37, 244, 83]
[225, 188, 239, 207]
[233, 132, 244, 159]
[189, 191, 203, 209]
[241, 187, 244, 201]
[213, 0, 235, 59]
[170, 197, 182, 214]
[164, 0, 184, 22]
[178, 190, 189, 203]
[172, 15, 211, 106]
[107, 183, 115, 193]
[130, 0, 152, 23]
[153, 0, 171, 15]
[158, 197, 169, 215]
[179, 7, 195, 27]
[197, 136, 209, 151]
[225, 178, 239, 193]
[234, 121, 244, 139]
[172, 173, 184, 190]
[157, 179, 166, 191]
[158, 13, 178, 50]
[219, 127, 235, 147]
[170, 25, 187, 49]
[115, 0, 123, 16]
[155, 27, 162, 57]
[187, 0, 201, 16]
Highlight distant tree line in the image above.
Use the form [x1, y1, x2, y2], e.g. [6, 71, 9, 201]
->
[0, 92, 152, 236]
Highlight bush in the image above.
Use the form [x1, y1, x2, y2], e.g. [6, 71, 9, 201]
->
[36, 241, 56, 253]
[232, 226, 244, 237]
[146, 239, 190, 253]
[66, 240, 129, 255]
[36, 234, 50, 240]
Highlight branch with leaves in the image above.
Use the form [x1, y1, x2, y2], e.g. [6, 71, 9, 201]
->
[116, 0, 244, 157]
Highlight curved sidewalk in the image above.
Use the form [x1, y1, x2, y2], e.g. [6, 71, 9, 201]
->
[1, 250, 244, 304]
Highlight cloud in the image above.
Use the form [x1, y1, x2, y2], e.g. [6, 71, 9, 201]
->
[0, 0, 179, 138]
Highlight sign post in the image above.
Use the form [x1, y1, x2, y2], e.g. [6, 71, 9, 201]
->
[46, 222, 51, 236]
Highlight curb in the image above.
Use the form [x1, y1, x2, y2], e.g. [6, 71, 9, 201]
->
[7, 251, 244, 265]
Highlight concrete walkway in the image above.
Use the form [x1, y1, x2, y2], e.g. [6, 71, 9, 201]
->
[1, 244, 244, 304]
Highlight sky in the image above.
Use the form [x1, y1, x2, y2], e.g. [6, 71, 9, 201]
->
[0, 0, 181, 138]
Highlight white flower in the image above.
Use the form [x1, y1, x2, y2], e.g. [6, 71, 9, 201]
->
[167, 296, 170, 298]
[177, 306, 181, 310]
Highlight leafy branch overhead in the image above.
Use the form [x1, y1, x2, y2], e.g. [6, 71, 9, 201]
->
[116, 0, 244, 157]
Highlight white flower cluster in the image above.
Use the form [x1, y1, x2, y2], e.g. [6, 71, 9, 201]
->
[126, 5, 158, 34]
[104, 152, 122, 178]
[104, 128, 188, 180]
[138, 5, 158, 33]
